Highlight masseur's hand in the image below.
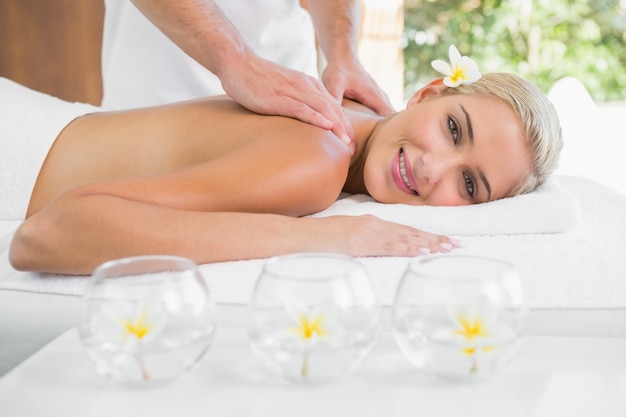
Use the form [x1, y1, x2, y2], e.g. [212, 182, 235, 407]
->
[305, 0, 395, 118]
[219, 53, 356, 153]
[321, 59, 395, 117]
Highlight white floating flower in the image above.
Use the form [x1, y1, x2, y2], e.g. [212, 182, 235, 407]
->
[432, 300, 515, 375]
[431, 44, 482, 87]
[96, 293, 168, 381]
[282, 303, 345, 380]
[284, 303, 344, 346]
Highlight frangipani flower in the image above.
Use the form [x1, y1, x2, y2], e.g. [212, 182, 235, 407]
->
[282, 303, 345, 379]
[100, 295, 167, 347]
[431, 44, 481, 87]
[284, 303, 344, 347]
[95, 293, 168, 381]
[290, 310, 327, 342]
[432, 300, 515, 375]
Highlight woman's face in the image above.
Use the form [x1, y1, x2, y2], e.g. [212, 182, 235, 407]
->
[363, 87, 531, 206]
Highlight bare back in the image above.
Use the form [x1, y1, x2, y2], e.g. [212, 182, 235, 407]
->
[28, 97, 352, 217]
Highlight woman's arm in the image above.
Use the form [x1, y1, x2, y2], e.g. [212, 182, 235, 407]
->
[11, 191, 313, 274]
[9, 189, 448, 275]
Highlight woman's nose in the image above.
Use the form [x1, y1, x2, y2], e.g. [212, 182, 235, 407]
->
[419, 151, 461, 183]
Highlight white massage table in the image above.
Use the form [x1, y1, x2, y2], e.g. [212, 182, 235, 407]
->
[2, 78, 626, 379]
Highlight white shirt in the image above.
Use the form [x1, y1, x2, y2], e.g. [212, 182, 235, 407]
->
[101, 0, 318, 109]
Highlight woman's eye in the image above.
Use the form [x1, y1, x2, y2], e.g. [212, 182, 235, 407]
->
[448, 117, 460, 144]
[463, 172, 475, 198]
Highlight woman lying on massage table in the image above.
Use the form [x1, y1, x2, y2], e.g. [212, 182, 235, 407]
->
[9, 50, 562, 275]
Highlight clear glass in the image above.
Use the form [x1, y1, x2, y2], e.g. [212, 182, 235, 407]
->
[392, 255, 527, 383]
[248, 253, 381, 384]
[78, 256, 217, 388]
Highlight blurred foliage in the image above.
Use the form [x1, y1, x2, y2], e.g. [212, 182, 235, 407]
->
[403, 0, 626, 102]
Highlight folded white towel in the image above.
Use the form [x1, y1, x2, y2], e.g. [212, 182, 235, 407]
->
[310, 177, 578, 236]
[0, 77, 98, 220]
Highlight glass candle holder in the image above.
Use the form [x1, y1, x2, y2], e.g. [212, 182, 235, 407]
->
[79, 256, 217, 387]
[248, 253, 381, 384]
[392, 255, 527, 383]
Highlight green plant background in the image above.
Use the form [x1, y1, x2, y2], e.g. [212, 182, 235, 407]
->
[403, 0, 626, 102]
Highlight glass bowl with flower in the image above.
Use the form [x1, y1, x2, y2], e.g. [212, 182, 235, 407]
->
[392, 255, 527, 383]
[248, 252, 381, 384]
[79, 255, 217, 387]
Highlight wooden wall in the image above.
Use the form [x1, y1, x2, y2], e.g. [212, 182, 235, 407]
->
[0, 0, 104, 105]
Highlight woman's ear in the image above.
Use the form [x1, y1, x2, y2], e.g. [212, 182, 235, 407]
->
[406, 78, 447, 108]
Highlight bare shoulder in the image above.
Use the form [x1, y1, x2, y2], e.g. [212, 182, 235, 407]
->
[220, 117, 352, 216]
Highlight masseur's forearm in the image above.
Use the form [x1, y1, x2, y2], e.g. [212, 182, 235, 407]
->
[130, 0, 249, 78]
[306, 0, 360, 65]
[305, 0, 394, 115]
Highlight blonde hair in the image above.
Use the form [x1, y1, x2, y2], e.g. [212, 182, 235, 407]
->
[442, 73, 563, 196]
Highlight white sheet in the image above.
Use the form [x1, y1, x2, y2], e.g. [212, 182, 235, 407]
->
[1, 176, 624, 310]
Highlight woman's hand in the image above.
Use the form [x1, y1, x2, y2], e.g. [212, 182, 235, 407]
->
[303, 215, 460, 258]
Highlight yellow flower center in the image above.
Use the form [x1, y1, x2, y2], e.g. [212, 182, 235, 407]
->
[454, 315, 495, 356]
[123, 313, 151, 339]
[455, 316, 487, 339]
[293, 314, 326, 340]
[450, 65, 467, 83]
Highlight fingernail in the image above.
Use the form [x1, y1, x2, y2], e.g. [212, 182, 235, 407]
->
[439, 242, 453, 251]
[341, 133, 352, 146]
[419, 247, 431, 255]
[450, 239, 463, 248]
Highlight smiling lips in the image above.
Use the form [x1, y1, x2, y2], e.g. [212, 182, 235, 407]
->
[393, 148, 419, 195]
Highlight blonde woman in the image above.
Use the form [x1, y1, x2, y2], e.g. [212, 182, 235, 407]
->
[8, 66, 562, 275]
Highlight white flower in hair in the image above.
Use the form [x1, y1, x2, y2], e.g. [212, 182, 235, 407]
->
[431, 44, 482, 87]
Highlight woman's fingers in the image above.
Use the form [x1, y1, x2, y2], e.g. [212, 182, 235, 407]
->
[314, 215, 461, 258]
